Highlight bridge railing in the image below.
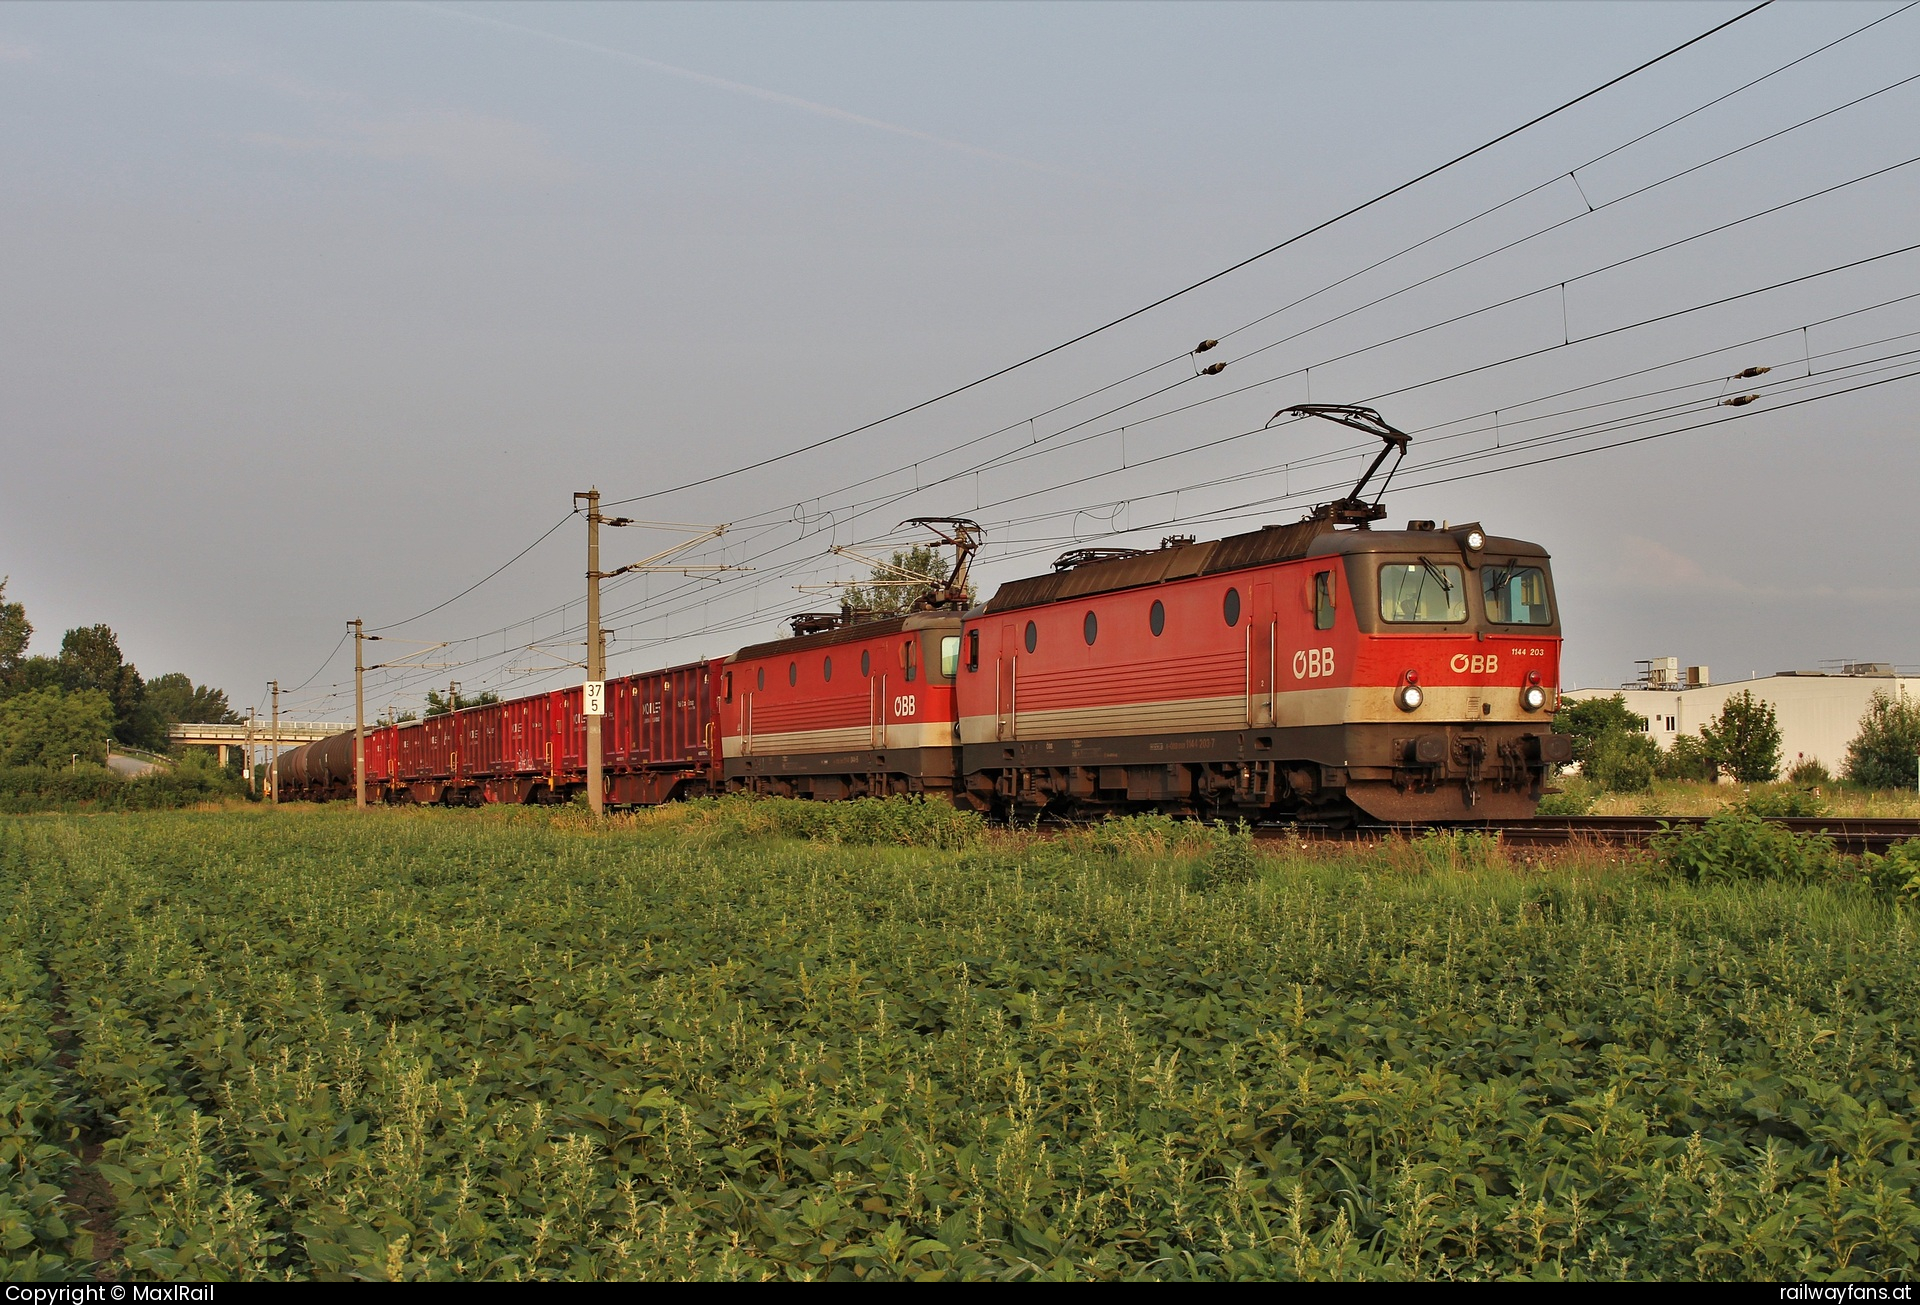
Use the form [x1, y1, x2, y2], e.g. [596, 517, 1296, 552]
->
[168, 723, 353, 742]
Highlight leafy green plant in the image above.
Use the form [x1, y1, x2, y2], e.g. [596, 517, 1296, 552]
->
[5, 807, 1920, 1281]
[1860, 839, 1920, 899]
[1658, 733, 1718, 782]
[1551, 695, 1646, 771]
[1586, 728, 1656, 792]
[1533, 778, 1596, 815]
[1745, 786, 1830, 818]
[1787, 758, 1833, 787]
[1702, 691, 1783, 784]
[1652, 806, 1836, 884]
[1844, 690, 1920, 792]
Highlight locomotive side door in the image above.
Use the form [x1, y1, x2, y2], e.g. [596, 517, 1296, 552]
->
[870, 664, 886, 750]
[1248, 582, 1276, 726]
[996, 623, 1016, 741]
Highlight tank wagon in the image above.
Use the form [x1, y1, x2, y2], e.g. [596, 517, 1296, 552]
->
[275, 406, 1570, 823]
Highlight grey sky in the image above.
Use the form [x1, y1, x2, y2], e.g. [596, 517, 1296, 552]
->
[2, 0, 1916, 721]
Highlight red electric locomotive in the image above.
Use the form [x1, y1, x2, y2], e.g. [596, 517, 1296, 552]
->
[275, 407, 1568, 823]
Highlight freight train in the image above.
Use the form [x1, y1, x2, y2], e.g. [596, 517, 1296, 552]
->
[276, 406, 1571, 823]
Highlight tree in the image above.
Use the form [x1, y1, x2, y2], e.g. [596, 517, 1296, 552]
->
[1552, 694, 1647, 770]
[1656, 732, 1718, 782]
[842, 545, 973, 617]
[144, 673, 240, 728]
[1701, 690, 1782, 783]
[425, 688, 500, 717]
[1843, 689, 1920, 791]
[0, 578, 29, 692]
[1587, 729, 1657, 792]
[0, 688, 116, 768]
[57, 625, 147, 740]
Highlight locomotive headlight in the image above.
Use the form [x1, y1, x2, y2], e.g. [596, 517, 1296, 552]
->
[1521, 684, 1547, 712]
[1465, 529, 1486, 551]
[1396, 674, 1423, 712]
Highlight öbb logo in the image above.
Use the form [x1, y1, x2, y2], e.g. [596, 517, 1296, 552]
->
[1292, 647, 1336, 679]
[1450, 653, 1499, 674]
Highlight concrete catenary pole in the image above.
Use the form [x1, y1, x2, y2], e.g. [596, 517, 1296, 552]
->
[352, 618, 367, 809]
[579, 488, 605, 817]
[270, 680, 280, 806]
[245, 708, 256, 794]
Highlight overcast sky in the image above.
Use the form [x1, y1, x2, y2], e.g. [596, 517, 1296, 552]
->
[3, 0, 1916, 720]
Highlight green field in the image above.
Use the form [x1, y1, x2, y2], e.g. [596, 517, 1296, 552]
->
[2, 804, 1916, 1280]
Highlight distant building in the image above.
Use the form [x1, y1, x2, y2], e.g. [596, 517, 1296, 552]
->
[1562, 660, 1920, 776]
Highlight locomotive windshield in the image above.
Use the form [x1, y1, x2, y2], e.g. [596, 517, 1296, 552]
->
[1482, 563, 1552, 625]
[1379, 561, 1466, 623]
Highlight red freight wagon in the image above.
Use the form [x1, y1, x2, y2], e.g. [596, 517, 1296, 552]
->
[722, 614, 964, 800]
[600, 660, 723, 806]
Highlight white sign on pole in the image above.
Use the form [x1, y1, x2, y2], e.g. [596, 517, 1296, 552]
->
[584, 681, 605, 716]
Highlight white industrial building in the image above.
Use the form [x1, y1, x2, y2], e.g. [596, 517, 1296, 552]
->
[1562, 658, 1920, 776]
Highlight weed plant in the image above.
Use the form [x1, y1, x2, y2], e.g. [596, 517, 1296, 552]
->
[0, 805, 1917, 1281]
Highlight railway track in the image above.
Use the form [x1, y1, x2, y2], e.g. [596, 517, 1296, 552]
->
[1254, 814, 1920, 856]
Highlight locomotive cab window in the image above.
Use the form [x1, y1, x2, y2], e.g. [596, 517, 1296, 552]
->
[1313, 571, 1335, 631]
[1482, 564, 1552, 625]
[940, 636, 960, 679]
[966, 628, 980, 670]
[904, 640, 917, 682]
[1379, 561, 1466, 623]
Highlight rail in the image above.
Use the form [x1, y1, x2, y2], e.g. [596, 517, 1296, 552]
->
[1254, 814, 1920, 857]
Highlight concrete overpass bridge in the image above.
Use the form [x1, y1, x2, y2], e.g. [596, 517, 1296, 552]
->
[168, 721, 351, 770]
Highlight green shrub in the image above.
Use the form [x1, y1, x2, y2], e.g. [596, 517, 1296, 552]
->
[1657, 733, 1718, 782]
[0, 687, 116, 768]
[1844, 689, 1920, 791]
[0, 752, 244, 813]
[1586, 728, 1656, 792]
[1652, 807, 1836, 884]
[663, 794, 984, 850]
[1552, 694, 1645, 771]
[1744, 786, 1829, 818]
[1787, 758, 1833, 787]
[1533, 779, 1596, 815]
[1702, 690, 1783, 783]
[1861, 839, 1920, 898]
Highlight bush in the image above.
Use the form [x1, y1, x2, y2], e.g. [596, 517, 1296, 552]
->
[1787, 757, 1833, 787]
[1701, 690, 1782, 783]
[1657, 733, 1718, 782]
[0, 752, 245, 813]
[656, 794, 984, 850]
[1843, 689, 1920, 791]
[1534, 778, 1597, 815]
[1552, 694, 1645, 771]
[0, 687, 116, 768]
[1744, 786, 1829, 818]
[1585, 728, 1656, 792]
[1652, 806, 1836, 884]
[1861, 839, 1920, 898]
